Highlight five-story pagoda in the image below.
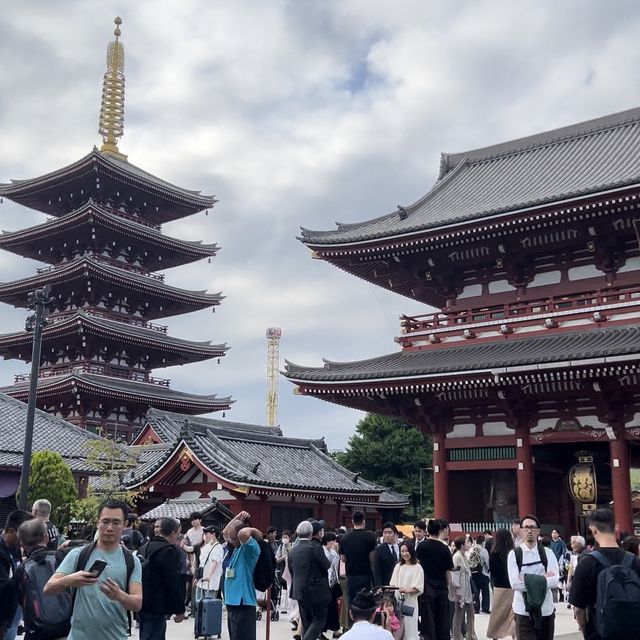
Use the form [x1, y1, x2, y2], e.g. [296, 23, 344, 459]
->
[0, 18, 231, 442]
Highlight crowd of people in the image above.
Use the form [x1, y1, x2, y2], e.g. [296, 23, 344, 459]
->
[0, 499, 640, 640]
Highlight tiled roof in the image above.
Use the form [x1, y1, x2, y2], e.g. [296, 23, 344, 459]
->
[285, 325, 640, 383]
[140, 498, 233, 521]
[0, 203, 218, 270]
[0, 391, 130, 474]
[0, 149, 215, 222]
[0, 256, 223, 319]
[378, 490, 411, 507]
[301, 107, 640, 245]
[123, 408, 384, 496]
[0, 372, 233, 413]
[0, 311, 227, 367]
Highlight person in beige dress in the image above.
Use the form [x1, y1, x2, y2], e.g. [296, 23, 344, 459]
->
[390, 543, 424, 640]
[486, 528, 516, 639]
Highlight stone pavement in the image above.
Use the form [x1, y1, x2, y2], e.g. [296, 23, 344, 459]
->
[141, 603, 583, 640]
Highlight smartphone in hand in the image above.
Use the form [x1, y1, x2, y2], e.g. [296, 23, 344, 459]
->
[87, 560, 108, 577]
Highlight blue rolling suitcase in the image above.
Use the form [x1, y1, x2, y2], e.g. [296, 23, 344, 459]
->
[194, 596, 223, 639]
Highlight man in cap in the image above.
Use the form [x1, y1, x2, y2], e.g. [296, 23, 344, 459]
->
[288, 520, 331, 640]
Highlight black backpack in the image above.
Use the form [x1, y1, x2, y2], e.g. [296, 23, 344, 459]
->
[253, 538, 275, 592]
[514, 543, 548, 572]
[591, 550, 640, 639]
[18, 549, 72, 640]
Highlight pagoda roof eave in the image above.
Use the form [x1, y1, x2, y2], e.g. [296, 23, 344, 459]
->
[0, 203, 219, 269]
[284, 324, 640, 386]
[0, 149, 216, 222]
[0, 311, 228, 366]
[300, 106, 640, 247]
[0, 256, 223, 318]
[0, 371, 233, 413]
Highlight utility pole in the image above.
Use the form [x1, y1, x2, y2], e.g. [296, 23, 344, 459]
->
[18, 286, 51, 510]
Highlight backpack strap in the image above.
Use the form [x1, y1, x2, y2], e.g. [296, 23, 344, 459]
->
[75, 541, 97, 572]
[590, 550, 611, 568]
[622, 551, 635, 569]
[515, 546, 523, 572]
[121, 547, 135, 637]
[538, 543, 548, 571]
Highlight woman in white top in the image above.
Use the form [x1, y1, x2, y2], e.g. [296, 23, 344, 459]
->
[196, 527, 224, 599]
[450, 536, 477, 640]
[389, 542, 424, 640]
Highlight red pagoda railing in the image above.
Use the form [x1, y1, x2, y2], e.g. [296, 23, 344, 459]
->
[15, 363, 170, 386]
[36, 255, 165, 281]
[49, 307, 168, 333]
[399, 285, 640, 337]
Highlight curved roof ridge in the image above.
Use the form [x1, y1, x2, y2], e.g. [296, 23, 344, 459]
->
[441, 106, 640, 174]
[0, 255, 224, 302]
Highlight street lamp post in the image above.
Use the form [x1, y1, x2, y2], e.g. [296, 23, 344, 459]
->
[18, 286, 51, 511]
[419, 466, 433, 517]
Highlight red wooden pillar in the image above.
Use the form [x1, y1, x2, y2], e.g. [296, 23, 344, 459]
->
[334, 500, 343, 527]
[258, 494, 270, 532]
[610, 433, 633, 533]
[317, 498, 325, 521]
[433, 431, 449, 520]
[516, 430, 535, 517]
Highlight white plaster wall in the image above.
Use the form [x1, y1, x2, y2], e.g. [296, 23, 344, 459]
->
[618, 256, 640, 273]
[447, 424, 476, 438]
[208, 489, 235, 500]
[483, 422, 513, 436]
[568, 264, 601, 280]
[458, 284, 483, 299]
[528, 270, 562, 287]
[489, 280, 517, 294]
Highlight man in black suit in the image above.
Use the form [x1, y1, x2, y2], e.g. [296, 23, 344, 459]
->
[373, 522, 400, 588]
[288, 520, 331, 640]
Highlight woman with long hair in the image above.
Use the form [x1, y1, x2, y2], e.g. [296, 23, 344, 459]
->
[486, 528, 516, 639]
[449, 536, 477, 640]
[390, 542, 424, 640]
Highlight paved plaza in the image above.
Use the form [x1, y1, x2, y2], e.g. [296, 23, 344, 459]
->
[148, 604, 583, 640]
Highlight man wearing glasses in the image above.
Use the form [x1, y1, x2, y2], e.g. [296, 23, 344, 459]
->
[45, 498, 142, 640]
[507, 515, 559, 640]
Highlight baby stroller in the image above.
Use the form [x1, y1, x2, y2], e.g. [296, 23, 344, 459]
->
[255, 585, 281, 622]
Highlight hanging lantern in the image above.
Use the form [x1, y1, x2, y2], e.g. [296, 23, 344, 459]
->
[568, 453, 597, 504]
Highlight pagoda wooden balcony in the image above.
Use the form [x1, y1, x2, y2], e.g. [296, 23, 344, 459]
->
[101, 204, 161, 230]
[49, 307, 168, 333]
[397, 285, 640, 347]
[36, 255, 165, 281]
[15, 363, 171, 386]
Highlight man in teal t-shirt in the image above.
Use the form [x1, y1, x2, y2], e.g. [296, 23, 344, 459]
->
[222, 511, 262, 640]
[45, 499, 142, 640]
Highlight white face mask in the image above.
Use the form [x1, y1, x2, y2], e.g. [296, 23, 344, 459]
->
[282, 537, 290, 544]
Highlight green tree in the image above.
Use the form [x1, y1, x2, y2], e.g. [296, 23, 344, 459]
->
[61, 437, 141, 529]
[336, 413, 433, 518]
[18, 451, 78, 525]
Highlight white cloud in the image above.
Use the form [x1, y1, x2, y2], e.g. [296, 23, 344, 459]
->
[1, 0, 640, 448]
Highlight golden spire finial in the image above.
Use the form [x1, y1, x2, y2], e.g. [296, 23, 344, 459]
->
[98, 16, 127, 159]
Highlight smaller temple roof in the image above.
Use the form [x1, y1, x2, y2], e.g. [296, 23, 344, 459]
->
[0, 311, 227, 367]
[0, 150, 215, 222]
[140, 497, 234, 522]
[0, 372, 233, 414]
[0, 256, 223, 319]
[300, 107, 640, 247]
[285, 324, 640, 384]
[0, 391, 130, 474]
[123, 408, 384, 496]
[0, 203, 219, 270]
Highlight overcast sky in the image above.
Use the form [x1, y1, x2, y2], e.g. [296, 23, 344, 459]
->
[2, 0, 640, 449]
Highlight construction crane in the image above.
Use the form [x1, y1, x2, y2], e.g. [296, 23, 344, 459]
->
[266, 327, 282, 427]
